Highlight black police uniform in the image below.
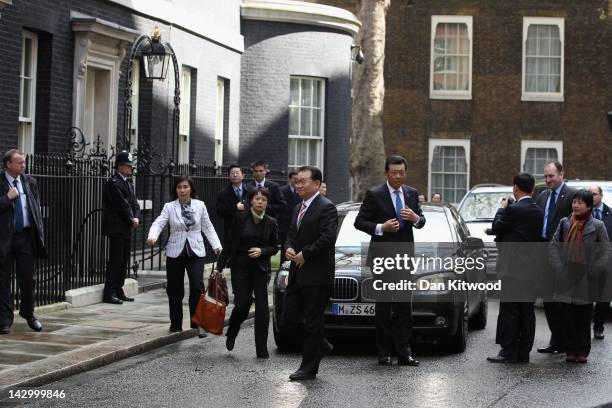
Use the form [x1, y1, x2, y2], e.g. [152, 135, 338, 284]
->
[102, 152, 140, 303]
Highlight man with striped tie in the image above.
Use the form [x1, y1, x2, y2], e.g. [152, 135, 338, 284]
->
[282, 166, 338, 381]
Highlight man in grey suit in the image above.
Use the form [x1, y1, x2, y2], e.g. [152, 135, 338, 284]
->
[535, 161, 577, 354]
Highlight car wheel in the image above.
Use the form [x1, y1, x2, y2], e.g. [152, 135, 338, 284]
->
[469, 292, 487, 330]
[273, 319, 300, 351]
[445, 301, 468, 353]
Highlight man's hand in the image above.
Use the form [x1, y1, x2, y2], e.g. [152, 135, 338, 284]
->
[500, 197, 511, 209]
[293, 251, 305, 268]
[213, 247, 222, 256]
[285, 247, 297, 261]
[237, 202, 245, 211]
[400, 207, 419, 223]
[7, 187, 19, 200]
[248, 247, 262, 258]
[381, 218, 400, 233]
[133, 218, 140, 229]
[146, 238, 156, 247]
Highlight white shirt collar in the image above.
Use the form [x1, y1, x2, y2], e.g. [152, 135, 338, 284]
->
[302, 191, 320, 208]
[386, 181, 403, 195]
[517, 196, 530, 202]
[595, 203, 604, 211]
[256, 178, 266, 187]
[5, 172, 18, 185]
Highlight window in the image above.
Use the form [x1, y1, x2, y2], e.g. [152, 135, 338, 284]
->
[522, 17, 564, 102]
[521, 141, 563, 179]
[428, 139, 470, 204]
[288, 77, 325, 172]
[178, 66, 191, 164]
[430, 16, 473, 100]
[215, 78, 228, 166]
[19, 30, 38, 154]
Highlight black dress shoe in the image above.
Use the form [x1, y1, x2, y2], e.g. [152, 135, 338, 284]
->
[20, 315, 42, 332]
[537, 345, 560, 354]
[0, 326, 10, 335]
[289, 369, 316, 381]
[169, 325, 183, 332]
[103, 296, 123, 305]
[487, 353, 516, 363]
[197, 327, 208, 338]
[516, 355, 530, 364]
[594, 329, 605, 340]
[118, 295, 134, 302]
[226, 335, 236, 351]
[256, 350, 270, 359]
[398, 355, 420, 366]
[378, 356, 393, 366]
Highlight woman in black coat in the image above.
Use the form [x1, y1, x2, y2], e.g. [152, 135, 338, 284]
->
[216, 187, 279, 358]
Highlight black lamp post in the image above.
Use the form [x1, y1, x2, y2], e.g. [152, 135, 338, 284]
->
[122, 27, 180, 167]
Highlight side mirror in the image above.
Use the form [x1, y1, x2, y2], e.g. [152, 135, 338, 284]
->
[463, 236, 485, 251]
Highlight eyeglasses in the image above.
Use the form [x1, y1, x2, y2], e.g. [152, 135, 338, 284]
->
[294, 178, 312, 185]
[387, 171, 406, 177]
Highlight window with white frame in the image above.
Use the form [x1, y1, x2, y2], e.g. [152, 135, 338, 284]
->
[521, 141, 563, 179]
[178, 66, 191, 164]
[288, 77, 325, 172]
[522, 17, 564, 102]
[428, 139, 470, 204]
[430, 16, 473, 100]
[214, 78, 226, 166]
[19, 30, 38, 154]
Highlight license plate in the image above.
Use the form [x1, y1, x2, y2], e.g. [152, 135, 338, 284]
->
[332, 303, 375, 316]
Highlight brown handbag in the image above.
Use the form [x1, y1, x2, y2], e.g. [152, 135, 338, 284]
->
[191, 267, 227, 335]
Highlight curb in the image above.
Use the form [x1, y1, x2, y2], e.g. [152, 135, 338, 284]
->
[0, 309, 257, 393]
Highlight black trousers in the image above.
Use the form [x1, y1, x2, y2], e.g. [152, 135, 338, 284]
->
[495, 302, 535, 357]
[104, 236, 130, 298]
[0, 229, 35, 327]
[227, 257, 270, 353]
[561, 303, 593, 355]
[282, 284, 331, 374]
[166, 253, 205, 329]
[543, 301, 564, 349]
[593, 302, 610, 331]
[375, 301, 413, 359]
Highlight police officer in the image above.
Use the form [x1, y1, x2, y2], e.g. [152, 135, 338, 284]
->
[102, 151, 140, 304]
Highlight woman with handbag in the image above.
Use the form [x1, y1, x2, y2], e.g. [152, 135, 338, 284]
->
[215, 187, 279, 358]
[549, 189, 611, 363]
[147, 176, 222, 337]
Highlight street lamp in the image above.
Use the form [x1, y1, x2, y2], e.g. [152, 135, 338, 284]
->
[122, 27, 180, 166]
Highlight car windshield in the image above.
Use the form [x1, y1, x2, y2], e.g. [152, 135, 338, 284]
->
[458, 192, 510, 222]
[336, 210, 454, 256]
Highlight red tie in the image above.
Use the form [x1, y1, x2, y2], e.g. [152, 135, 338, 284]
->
[297, 203, 307, 227]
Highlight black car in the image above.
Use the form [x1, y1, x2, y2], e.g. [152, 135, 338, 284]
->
[273, 203, 488, 353]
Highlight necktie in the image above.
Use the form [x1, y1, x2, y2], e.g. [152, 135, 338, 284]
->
[394, 190, 404, 230]
[235, 187, 241, 200]
[297, 203, 307, 228]
[594, 208, 602, 220]
[545, 189, 557, 232]
[13, 180, 24, 232]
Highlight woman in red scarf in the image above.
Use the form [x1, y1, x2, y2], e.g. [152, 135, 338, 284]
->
[550, 189, 611, 363]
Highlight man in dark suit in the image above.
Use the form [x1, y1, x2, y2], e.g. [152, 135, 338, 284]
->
[249, 160, 286, 220]
[354, 155, 425, 367]
[0, 149, 47, 334]
[589, 185, 612, 340]
[535, 160, 577, 354]
[282, 166, 338, 381]
[487, 173, 544, 363]
[216, 164, 252, 246]
[279, 170, 300, 260]
[102, 151, 140, 305]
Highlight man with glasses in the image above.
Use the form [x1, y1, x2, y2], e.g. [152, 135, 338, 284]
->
[282, 166, 338, 381]
[589, 185, 612, 340]
[216, 164, 252, 245]
[355, 155, 426, 367]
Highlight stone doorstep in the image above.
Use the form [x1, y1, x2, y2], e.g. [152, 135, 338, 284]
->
[64, 279, 138, 308]
[0, 308, 259, 393]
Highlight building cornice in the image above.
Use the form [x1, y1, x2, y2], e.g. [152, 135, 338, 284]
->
[241, 0, 360, 36]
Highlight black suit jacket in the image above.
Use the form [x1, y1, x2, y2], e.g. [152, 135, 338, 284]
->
[354, 183, 426, 266]
[216, 183, 253, 242]
[286, 194, 338, 286]
[598, 203, 612, 242]
[248, 179, 286, 220]
[535, 183, 577, 240]
[279, 184, 301, 241]
[102, 172, 141, 238]
[491, 197, 544, 282]
[216, 212, 279, 274]
[0, 171, 47, 258]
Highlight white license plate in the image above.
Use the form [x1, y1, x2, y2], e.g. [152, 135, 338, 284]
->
[332, 303, 375, 316]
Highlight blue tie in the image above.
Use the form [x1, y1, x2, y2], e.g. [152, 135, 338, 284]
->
[594, 208, 602, 220]
[235, 187, 241, 200]
[13, 180, 24, 232]
[394, 190, 404, 230]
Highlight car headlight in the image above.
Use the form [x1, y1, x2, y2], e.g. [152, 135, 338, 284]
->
[277, 270, 289, 290]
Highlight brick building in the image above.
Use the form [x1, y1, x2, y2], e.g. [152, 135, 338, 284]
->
[0, 0, 359, 203]
[312, 0, 612, 203]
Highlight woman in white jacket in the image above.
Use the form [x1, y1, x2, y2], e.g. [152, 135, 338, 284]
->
[147, 176, 222, 337]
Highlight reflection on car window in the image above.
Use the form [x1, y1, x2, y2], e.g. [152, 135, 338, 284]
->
[458, 192, 509, 222]
[336, 210, 453, 248]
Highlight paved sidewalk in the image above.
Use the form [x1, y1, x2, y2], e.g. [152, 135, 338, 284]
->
[0, 269, 273, 392]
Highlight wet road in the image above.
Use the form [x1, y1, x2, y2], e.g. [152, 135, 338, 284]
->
[6, 301, 612, 408]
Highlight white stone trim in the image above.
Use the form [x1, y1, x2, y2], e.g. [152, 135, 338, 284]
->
[520, 140, 563, 172]
[241, 0, 361, 36]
